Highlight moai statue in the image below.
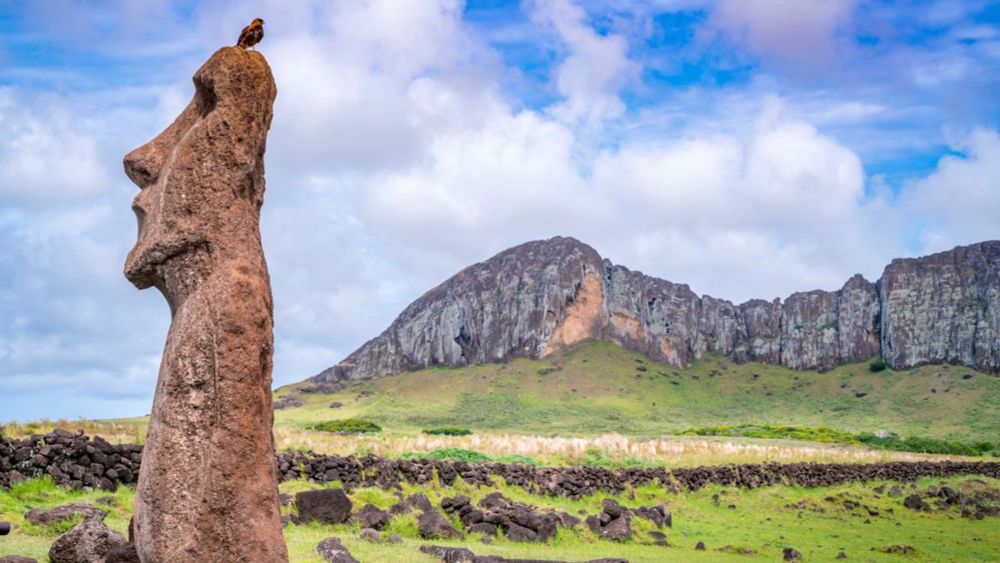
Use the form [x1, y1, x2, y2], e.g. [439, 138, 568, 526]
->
[123, 46, 287, 562]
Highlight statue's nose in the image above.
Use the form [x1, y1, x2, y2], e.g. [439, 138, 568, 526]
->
[123, 145, 162, 189]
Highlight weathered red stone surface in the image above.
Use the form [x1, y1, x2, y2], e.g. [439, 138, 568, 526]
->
[123, 46, 286, 562]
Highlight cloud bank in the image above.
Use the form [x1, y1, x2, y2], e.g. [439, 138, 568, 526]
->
[0, 0, 997, 420]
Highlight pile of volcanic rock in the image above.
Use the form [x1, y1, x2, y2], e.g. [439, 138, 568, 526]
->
[439, 492, 565, 542]
[585, 499, 671, 545]
[899, 480, 1000, 519]
[1, 501, 138, 563]
[418, 544, 628, 563]
[0, 430, 141, 491]
[274, 382, 344, 410]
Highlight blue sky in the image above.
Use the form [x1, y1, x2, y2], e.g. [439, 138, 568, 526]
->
[1, 0, 998, 421]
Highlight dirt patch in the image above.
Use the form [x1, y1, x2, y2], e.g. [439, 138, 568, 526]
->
[544, 273, 603, 356]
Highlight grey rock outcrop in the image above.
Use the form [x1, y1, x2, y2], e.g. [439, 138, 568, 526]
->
[880, 241, 1000, 371]
[314, 237, 1000, 382]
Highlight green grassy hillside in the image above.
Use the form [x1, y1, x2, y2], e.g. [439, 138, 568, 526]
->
[276, 341, 1000, 442]
[3, 475, 999, 562]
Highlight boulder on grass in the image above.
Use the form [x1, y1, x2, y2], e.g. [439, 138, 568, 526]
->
[353, 503, 391, 530]
[25, 503, 107, 526]
[48, 520, 126, 563]
[297, 489, 353, 524]
[316, 537, 359, 563]
[418, 509, 464, 540]
[103, 543, 140, 563]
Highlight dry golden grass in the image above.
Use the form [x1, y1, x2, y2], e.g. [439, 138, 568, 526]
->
[0, 419, 147, 444]
[272, 428, 977, 467]
[1, 419, 976, 467]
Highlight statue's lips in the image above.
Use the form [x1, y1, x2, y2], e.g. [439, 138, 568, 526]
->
[124, 238, 209, 289]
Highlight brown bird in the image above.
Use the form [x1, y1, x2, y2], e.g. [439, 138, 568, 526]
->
[237, 18, 264, 50]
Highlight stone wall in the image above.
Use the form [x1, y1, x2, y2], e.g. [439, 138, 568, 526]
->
[4, 431, 1000, 497]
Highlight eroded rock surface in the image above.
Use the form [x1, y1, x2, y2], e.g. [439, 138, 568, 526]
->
[315, 237, 999, 382]
[123, 46, 286, 561]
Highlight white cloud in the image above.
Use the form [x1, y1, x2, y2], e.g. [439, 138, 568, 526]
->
[1, 0, 998, 420]
[0, 89, 109, 208]
[901, 128, 1000, 253]
[529, 0, 640, 124]
[703, 0, 857, 71]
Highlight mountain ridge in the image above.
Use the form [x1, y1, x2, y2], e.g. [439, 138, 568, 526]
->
[314, 237, 1000, 382]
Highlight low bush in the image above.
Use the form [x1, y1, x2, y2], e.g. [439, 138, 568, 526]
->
[869, 359, 889, 372]
[857, 433, 997, 456]
[681, 424, 857, 444]
[493, 454, 540, 466]
[422, 427, 472, 436]
[401, 447, 491, 463]
[311, 419, 382, 434]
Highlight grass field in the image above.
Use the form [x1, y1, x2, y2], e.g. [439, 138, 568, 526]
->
[5, 341, 998, 466]
[2, 474, 998, 562]
[273, 341, 1000, 440]
[4, 342, 1000, 561]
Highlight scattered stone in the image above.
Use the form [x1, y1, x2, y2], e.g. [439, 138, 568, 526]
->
[0, 557, 37, 563]
[648, 530, 668, 546]
[329, 401, 343, 408]
[836, 551, 847, 558]
[854, 392, 867, 398]
[273, 395, 304, 410]
[386, 533, 402, 544]
[0, 522, 10, 536]
[783, 547, 803, 560]
[297, 489, 353, 524]
[419, 544, 477, 562]
[103, 543, 140, 563]
[718, 544, 757, 556]
[903, 494, 927, 511]
[468, 523, 498, 536]
[24, 503, 107, 526]
[316, 537, 359, 563]
[353, 503, 391, 530]
[696, 541, 706, 551]
[48, 520, 127, 563]
[873, 544, 916, 555]
[586, 499, 632, 541]
[407, 493, 433, 512]
[633, 505, 670, 528]
[359, 528, 381, 543]
[418, 509, 464, 540]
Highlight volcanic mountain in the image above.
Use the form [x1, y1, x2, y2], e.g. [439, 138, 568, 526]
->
[313, 237, 1000, 383]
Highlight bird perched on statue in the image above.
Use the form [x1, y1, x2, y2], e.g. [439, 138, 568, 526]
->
[237, 18, 264, 50]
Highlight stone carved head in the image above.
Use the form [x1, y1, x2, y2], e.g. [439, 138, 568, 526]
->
[123, 48, 276, 305]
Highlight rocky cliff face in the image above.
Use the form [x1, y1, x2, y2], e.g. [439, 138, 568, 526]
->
[880, 241, 1000, 372]
[315, 237, 1000, 383]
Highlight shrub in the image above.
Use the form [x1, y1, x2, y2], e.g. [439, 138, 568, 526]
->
[422, 427, 472, 436]
[869, 359, 889, 372]
[493, 454, 540, 466]
[311, 419, 381, 434]
[401, 447, 491, 463]
[857, 433, 996, 456]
